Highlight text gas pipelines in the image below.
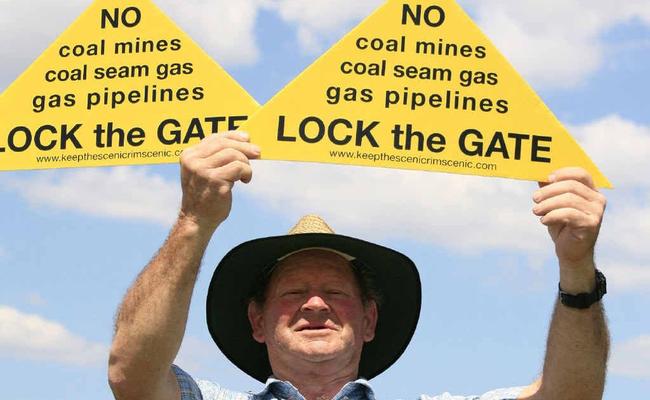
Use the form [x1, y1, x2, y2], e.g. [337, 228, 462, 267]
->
[32, 85, 206, 114]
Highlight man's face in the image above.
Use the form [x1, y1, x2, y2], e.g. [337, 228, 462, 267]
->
[247, 249, 377, 371]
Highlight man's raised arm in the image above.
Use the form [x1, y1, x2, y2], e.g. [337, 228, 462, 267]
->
[520, 167, 609, 400]
[108, 132, 261, 400]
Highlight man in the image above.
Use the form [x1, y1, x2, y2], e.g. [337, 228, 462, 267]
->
[108, 132, 609, 400]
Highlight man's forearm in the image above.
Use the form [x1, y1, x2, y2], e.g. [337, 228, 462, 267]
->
[535, 263, 609, 400]
[109, 217, 215, 399]
[107, 132, 259, 400]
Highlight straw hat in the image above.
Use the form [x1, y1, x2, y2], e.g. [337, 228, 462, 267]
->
[206, 215, 421, 382]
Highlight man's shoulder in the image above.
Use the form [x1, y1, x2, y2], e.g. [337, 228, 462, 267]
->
[173, 365, 252, 400]
[420, 386, 524, 400]
[196, 379, 252, 400]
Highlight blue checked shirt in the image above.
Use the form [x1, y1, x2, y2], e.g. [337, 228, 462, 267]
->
[173, 365, 524, 400]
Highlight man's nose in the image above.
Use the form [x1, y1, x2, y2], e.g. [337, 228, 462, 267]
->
[301, 294, 330, 312]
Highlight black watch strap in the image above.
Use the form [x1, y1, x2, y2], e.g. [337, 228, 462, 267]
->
[559, 269, 607, 309]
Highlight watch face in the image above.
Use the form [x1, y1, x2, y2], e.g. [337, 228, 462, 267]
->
[596, 270, 607, 297]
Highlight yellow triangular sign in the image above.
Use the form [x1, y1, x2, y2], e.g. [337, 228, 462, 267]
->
[242, 0, 611, 188]
[0, 0, 258, 171]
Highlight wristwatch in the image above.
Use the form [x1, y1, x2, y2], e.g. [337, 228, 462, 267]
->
[558, 269, 607, 309]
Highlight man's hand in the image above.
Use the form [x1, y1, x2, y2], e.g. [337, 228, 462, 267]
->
[178, 131, 261, 232]
[532, 167, 607, 292]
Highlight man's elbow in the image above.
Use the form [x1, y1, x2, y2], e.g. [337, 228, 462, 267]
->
[107, 349, 151, 400]
[108, 350, 179, 400]
[108, 350, 134, 400]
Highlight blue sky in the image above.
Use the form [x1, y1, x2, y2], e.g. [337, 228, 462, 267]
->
[1, 0, 649, 399]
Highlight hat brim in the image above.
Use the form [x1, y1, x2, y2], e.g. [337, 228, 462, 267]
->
[206, 232, 421, 382]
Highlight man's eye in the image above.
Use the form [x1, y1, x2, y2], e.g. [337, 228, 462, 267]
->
[326, 290, 347, 296]
[282, 290, 304, 296]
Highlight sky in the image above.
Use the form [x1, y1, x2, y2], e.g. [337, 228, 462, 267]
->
[1, 0, 649, 399]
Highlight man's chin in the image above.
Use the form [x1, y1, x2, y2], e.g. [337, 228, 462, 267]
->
[293, 342, 346, 362]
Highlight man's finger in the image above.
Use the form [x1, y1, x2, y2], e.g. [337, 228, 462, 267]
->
[533, 192, 597, 217]
[220, 131, 251, 142]
[547, 167, 596, 190]
[533, 179, 602, 204]
[540, 208, 600, 231]
[202, 148, 251, 169]
[212, 160, 254, 185]
[193, 136, 261, 159]
[188, 130, 254, 155]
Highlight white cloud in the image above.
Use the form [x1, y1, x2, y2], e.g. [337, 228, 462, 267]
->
[6, 167, 180, 226]
[571, 115, 650, 190]
[571, 116, 650, 266]
[599, 201, 650, 263]
[243, 161, 547, 255]
[600, 263, 650, 293]
[610, 335, 650, 379]
[462, 0, 650, 88]
[0, 305, 107, 367]
[261, 0, 382, 54]
[0, 0, 86, 88]
[156, 0, 260, 66]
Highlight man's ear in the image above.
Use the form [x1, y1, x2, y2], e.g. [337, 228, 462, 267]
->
[247, 301, 266, 344]
[363, 300, 378, 342]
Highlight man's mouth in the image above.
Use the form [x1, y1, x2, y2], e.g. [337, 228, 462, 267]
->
[296, 324, 334, 331]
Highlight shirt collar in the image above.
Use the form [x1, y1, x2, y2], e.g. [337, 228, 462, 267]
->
[253, 377, 376, 400]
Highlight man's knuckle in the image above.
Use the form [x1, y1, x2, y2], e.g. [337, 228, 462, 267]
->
[575, 166, 588, 175]
[567, 180, 582, 193]
[217, 183, 233, 196]
[190, 158, 207, 172]
[212, 141, 225, 153]
[179, 150, 194, 165]
[237, 151, 251, 163]
[236, 160, 250, 169]
[221, 147, 241, 159]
